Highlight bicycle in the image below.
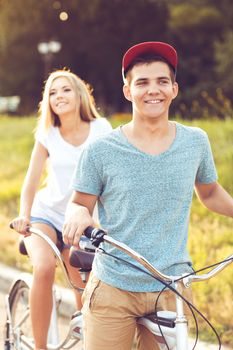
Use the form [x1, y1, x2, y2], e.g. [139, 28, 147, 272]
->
[4, 226, 95, 350]
[4, 227, 233, 350]
[81, 227, 233, 350]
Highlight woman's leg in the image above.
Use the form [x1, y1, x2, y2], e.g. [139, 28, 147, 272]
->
[24, 223, 58, 350]
[61, 247, 87, 310]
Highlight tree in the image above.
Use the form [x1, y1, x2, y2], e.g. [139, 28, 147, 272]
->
[0, 0, 170, 114]
[0, 0, 64, 112]
[214, 31, 233, 91]
[168, 2, 224, 105]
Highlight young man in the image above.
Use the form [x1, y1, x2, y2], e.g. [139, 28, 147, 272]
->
[63, 42, 233, 350]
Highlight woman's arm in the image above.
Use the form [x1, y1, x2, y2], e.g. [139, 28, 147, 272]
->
[11, 141, 48, 234]
[195, 181, 233, 217]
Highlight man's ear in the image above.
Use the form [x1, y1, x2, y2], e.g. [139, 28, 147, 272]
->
[123, 84, 132, 102]
[172, 82, 179, 100]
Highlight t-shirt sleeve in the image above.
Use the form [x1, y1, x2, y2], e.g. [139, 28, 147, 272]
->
[72, 144, 103, 196]
[95, 117, 112, 133]
[35, 128, 48, 148]
[103, 118, 112, 132]
[196, 132, 218, 184]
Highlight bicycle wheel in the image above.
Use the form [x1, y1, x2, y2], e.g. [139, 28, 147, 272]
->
[4, 279, 34, 350]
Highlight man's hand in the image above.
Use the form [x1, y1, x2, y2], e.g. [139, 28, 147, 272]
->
[63, 204, 95, 247]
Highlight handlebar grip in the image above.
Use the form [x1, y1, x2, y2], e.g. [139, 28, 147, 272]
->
[9, 222, 30, 233]
[84, 226, 95, 239]
[83, 226, 106, 247]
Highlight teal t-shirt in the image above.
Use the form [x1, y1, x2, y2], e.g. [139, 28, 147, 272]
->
[72, 123, 218, 292]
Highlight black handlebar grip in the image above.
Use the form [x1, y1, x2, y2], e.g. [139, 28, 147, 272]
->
[84, 226, 106, 247]
[9, 222, 30, 233]
[84, 226, 95, 239]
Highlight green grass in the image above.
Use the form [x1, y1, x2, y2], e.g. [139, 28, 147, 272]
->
[0, 114, 232, 346]
[0, 116, 35, 211]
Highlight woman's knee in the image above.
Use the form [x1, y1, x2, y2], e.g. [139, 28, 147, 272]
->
[33, 261, 56, 282]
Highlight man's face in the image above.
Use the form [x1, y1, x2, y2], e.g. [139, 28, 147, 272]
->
[123, 61, 178, 121]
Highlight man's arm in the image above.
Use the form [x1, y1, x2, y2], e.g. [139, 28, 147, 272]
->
[63, 191, 98, 247]
[195, 181, 233, 217]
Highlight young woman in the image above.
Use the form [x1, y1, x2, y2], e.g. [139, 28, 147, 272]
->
[10, 69, 112, 350]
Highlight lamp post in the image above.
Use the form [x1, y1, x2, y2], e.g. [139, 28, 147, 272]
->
[37, 40, 62, 78]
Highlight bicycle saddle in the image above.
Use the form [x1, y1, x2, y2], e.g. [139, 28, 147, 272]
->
[69, 246, 95, 272]
[19, 235, 95, 272]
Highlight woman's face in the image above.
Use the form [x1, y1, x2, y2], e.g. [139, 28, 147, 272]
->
[49, 77, 80, 116]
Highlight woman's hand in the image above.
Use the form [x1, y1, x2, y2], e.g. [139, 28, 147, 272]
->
[10, 216, 31, 236]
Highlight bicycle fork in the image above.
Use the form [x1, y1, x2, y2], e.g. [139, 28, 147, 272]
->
[4, 294, 14, 350]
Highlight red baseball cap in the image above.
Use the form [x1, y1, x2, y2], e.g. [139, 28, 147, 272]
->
[122, 41, 178, 78]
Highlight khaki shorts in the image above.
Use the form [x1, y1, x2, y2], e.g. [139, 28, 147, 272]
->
[81, 273, 192, 350]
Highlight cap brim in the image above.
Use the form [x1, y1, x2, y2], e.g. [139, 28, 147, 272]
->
[122, 41, 177, 77]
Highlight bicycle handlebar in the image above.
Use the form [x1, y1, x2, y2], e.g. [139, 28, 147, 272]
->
[9, 224, 83, 291]
[84, 226, 233, 286]
[10, 223, 232, 287]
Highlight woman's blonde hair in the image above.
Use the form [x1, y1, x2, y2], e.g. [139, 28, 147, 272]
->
[35, 69, 101, 136]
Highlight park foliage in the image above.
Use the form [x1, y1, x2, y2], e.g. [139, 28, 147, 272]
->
[0, 0, 233, 115]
